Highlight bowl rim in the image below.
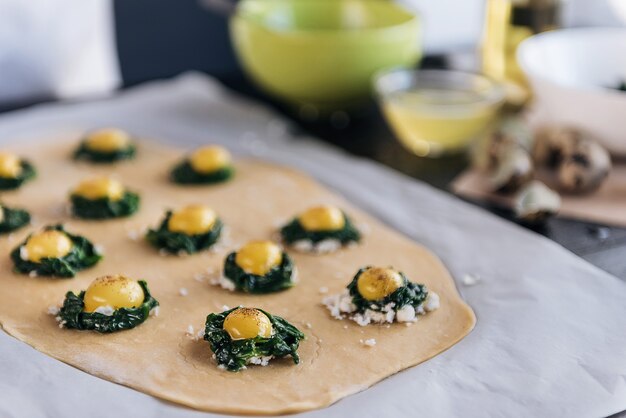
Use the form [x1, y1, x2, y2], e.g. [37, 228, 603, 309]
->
[232, 0, 420, 37]
[372, 68, 506, 110]
[517, 27, 626, 100]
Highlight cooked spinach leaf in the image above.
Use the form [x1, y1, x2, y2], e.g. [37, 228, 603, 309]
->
[70, 191, 140, 219]
[170, 160, 234, 185]
[347, 267, 428, 313]
[0, 161, 36, 190]
[58, 280, 158, 333]
[280, 212, 361, 245]
[222, 252, 295, 294]
[73, 142, 136, 163]
[10, 224, 102, 278]
[146, 211, 223, 254]
[0, 205, 30, 234]
[204, 307, 304, 372]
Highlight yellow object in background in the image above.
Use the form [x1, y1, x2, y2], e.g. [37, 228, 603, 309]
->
[25, 230, 73, 262]
[298, 205, 345, 232]
[83, 275, 145, 313]
[223, 307, 273, 340]
[168, 204, 217, 235]
[85, 128, 131, 152]
[73, 177, 125, 201]
[482, 0, 560, 108]
[189, 146, 231, 174]
[0, 152, 22, 178]
[235, 240, 283, 276]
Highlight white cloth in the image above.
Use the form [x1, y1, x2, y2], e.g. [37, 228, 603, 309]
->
[0, 73, 625, 418]
[0, 0, 119, 104]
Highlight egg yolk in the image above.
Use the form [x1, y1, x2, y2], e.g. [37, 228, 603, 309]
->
[83, 275, 145, 313]
[356, 267, 405, 301]
[0, 152, 22, 178]
[189, 145, 231, 174]
[235, 240, 283, 276]
[223, 307, 272, 340]
[25, 230, 73, 262]
[167, 204, 217, 235]
[85, 128, 131, 153]
[73, 177, 124, 201]
[298, 205, 345, 231]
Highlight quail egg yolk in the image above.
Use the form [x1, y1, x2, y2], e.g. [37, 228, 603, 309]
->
[298, 205, 345, 231]
[83, 275, 145, 313]
[235, 240, 282, 276]
[189, 145, 231, 174]
[167, 204, 217, 235]
[357, 267, 405, 301]
[85, 128, 131, 152]
[25, 230, 73, 262]
[73, 177, 124, 201]
[223, 307, 272, 340]
[0, 152, 22, 178]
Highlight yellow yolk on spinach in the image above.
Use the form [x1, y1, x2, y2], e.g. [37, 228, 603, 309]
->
[83, 275, 145, 313]
[235, 240, 282, 276]
[167, 204, 217, 235]
[25, 230, 73, 262]
[73, 177, 124, 201]
[223, 307, 272, 340]
[357, 267, 405, 301]
[0, 152, 22, 178]
[189, 145, 231, 174]
[298, 205, 345, 231]
[85, 128, 131, 152]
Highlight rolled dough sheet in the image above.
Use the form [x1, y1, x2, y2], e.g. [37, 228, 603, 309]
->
[0, 138, 475, 415]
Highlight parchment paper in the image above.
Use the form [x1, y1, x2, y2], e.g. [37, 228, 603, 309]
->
[0, 73, 625, 418]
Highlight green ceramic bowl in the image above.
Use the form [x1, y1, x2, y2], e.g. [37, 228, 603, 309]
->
[230, 0, 421, 110]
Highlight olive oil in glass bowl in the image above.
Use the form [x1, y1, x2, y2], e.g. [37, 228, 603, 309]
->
[374, 69, 505, 157]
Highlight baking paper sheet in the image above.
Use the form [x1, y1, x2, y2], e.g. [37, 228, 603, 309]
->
[0, 73, 625, 418]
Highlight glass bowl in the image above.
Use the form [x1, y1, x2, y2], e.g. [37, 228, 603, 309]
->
[374, 69, 505, 157]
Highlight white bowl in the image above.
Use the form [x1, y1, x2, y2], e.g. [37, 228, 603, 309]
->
[518, 28, 626, 156]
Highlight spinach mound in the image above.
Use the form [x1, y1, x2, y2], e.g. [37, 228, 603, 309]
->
[222, 251, 295, 294]
[73, 141, 136, 163]
[280, 212, 361, 245]
[70, 191, 140, 219]
[10, 224, 102, 278]
[0, 205, 30, 234]
[146, 211, 223, 254]
[58, 280, 158, 333]
[0, 161, 36, 190]
[204, 307, 304, 372]
[347, 267, 428, 313]
[170, 160, 234, 185]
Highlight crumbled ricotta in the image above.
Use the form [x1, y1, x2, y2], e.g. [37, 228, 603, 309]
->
[149, 306, 160, 317]
[47, 306, 60, 316]
[304, 322, 312, 329]
[318, 286, 329, 294]
[94, 244, 105, 255]
[247, 356, 273, 366]
[127, 230, 140, 241]
[28, 270, 38, 278]
[186, 325, 195, 336]
[361, 338, 376, 347]
[179, 287, 189, 296]
[292, 239, 342, 254]
[323, 290, 440, 325]
[193, 273, 205, 282]
[19, 246, 28, 261]
[210, 275, 236, 291]
[94, 305, 115, 316]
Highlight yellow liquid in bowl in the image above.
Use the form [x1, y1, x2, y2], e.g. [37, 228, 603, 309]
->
[382, 89, 499, 157]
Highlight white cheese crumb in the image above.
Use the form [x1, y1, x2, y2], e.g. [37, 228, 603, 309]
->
[462, 273, 481, 286]
[127, 230, 140, 241]
[396, 305, 417, 323]
[150, 306, 160, 317]
[19, 246, 29, 261]
[47, 306, 60, 315]
[292, 239, 343, 254]
[304, 322, 312, 329]
[318, 286, 329, 294]
[205, 266, 216, 275]
[210, 275, 236, 291]
[424, 292, 440, 311]
[186, 325, 195, 336]
[247, 356, 273, 366]
[361, 338, 376, 347]
[94, 244, 105, 255]
[193, 273, 205, 282]
[94, 305, 115, 316]
[179, 287, 188, 296]
[28, 270, 38, 278]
